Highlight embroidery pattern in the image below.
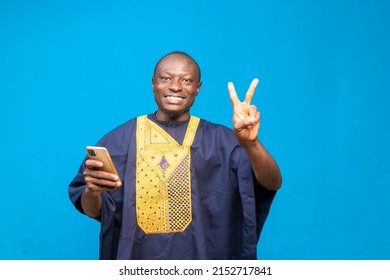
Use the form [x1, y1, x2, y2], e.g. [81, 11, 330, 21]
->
[136, 116, 199, 234]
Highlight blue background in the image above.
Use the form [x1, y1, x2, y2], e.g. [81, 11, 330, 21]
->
[0, 0, 389, 260]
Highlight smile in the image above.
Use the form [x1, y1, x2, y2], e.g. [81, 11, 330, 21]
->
[165, 95, 185, 101]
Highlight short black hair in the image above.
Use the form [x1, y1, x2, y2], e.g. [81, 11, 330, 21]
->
[153, 51, 201, 82]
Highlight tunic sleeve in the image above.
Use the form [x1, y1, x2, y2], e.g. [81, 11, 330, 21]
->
[231, 146, 277, 258]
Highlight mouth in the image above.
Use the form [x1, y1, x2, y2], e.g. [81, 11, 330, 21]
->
[164, 95, 185, 103]
[165, 95, 185, 100]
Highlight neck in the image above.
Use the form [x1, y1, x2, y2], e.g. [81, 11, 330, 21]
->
[155, 110, 190, 122]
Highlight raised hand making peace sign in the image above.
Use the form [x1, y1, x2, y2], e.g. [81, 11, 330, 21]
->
[228, 78, 261, 143]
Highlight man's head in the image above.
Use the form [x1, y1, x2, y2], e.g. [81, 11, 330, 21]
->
[152, 51, 202, 121]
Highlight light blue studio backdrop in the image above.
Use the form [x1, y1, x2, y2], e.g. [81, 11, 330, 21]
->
[0, 0, 389, 260]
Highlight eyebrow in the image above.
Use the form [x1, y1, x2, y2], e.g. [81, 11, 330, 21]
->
[159, 71, 196, 78]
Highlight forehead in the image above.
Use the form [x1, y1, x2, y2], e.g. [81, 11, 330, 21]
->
[155, 54, 198, 75]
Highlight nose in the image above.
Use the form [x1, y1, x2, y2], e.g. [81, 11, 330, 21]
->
[169, 78, 183, 92]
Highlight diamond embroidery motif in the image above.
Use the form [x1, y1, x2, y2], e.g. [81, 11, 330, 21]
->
[159, 156, 169, 172]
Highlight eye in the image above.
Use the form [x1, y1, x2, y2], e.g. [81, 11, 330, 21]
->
[160, 76, 171, 81]
[183, 78, 192, 83]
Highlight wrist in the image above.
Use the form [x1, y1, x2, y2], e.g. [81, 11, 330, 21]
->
[83, 186, 102, 197]
[238, 138, 259, 149]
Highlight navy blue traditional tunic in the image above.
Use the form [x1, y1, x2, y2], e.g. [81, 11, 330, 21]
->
[69, 113, 276, 259]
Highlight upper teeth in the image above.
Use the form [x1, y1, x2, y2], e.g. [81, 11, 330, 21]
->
[167, 96, 183, 101]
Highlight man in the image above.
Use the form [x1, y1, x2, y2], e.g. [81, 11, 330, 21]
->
[69, 51, 282, 259]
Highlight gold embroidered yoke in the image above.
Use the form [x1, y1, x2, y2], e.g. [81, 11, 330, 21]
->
[136, 115, 200, 234]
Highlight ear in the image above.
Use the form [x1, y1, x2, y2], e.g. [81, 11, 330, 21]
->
[152, 76, 155, 90]
[196, 81, 202, 95]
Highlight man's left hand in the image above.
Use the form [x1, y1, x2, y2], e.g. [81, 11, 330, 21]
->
[228, 78, 261, 144]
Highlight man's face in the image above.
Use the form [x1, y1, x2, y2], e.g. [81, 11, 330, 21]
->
[152, 54, 202, 121]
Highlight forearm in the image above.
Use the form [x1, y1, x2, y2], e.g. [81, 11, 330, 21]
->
[81, 188, 102, 218]
[241, 140, 282, 190]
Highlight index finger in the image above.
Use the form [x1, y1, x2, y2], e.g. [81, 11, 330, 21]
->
[85, 159, 103, 169]
[228, 81, 241, 106]
[244, 78, 259, 104]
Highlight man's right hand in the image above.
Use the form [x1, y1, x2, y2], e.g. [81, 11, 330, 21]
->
[83, 159, 122, 196]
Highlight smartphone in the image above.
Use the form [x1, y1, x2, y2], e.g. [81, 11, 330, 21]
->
[86, 146, 119, 176]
